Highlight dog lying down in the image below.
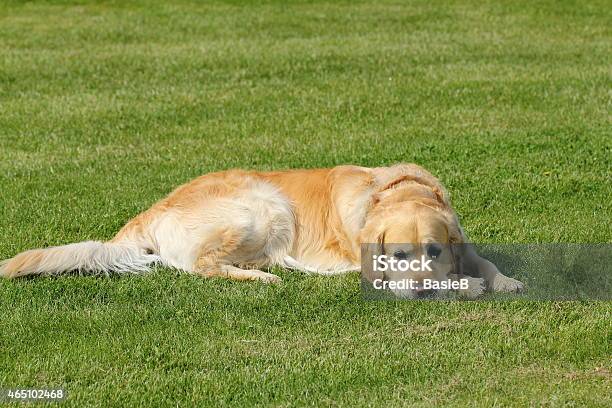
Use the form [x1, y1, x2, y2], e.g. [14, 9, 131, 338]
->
[0, 164, 523, 298]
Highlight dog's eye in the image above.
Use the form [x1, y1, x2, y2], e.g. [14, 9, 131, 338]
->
[393, 250, 408, 260]
[427, 244, 442, 259]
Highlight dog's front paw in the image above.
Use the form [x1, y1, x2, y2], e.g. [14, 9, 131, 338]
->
[459, 276, 486, 299]
[492, 274, 524, 293]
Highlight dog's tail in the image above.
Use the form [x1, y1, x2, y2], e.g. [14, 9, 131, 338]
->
[0, 240, 161, 279]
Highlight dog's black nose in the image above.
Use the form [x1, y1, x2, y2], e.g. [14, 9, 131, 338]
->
[416, 289, 436, 299]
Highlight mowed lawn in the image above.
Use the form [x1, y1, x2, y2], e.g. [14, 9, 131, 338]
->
[0, 0, 610, 406]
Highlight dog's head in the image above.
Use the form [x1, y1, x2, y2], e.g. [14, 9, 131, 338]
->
[360, 200, 465, 298]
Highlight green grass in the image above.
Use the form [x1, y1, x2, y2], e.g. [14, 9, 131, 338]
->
[0, 0, 610, 406]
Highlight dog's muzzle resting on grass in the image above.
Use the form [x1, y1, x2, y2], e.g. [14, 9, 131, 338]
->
[0, 164, 523, 298]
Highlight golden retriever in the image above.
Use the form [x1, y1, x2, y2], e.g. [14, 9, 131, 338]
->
[0, 164, 523, 298]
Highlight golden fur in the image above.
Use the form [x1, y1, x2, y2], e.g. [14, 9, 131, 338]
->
[0, 164, 524, 297]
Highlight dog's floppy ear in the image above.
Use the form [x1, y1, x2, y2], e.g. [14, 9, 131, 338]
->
[360, 216, 386, 283]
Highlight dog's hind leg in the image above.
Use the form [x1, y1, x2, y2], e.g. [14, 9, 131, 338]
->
[194, 256, 281, 284]
[192, 227, 281, 284]
[282, 255, 358, 275]
[197, 264, 281, 284]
